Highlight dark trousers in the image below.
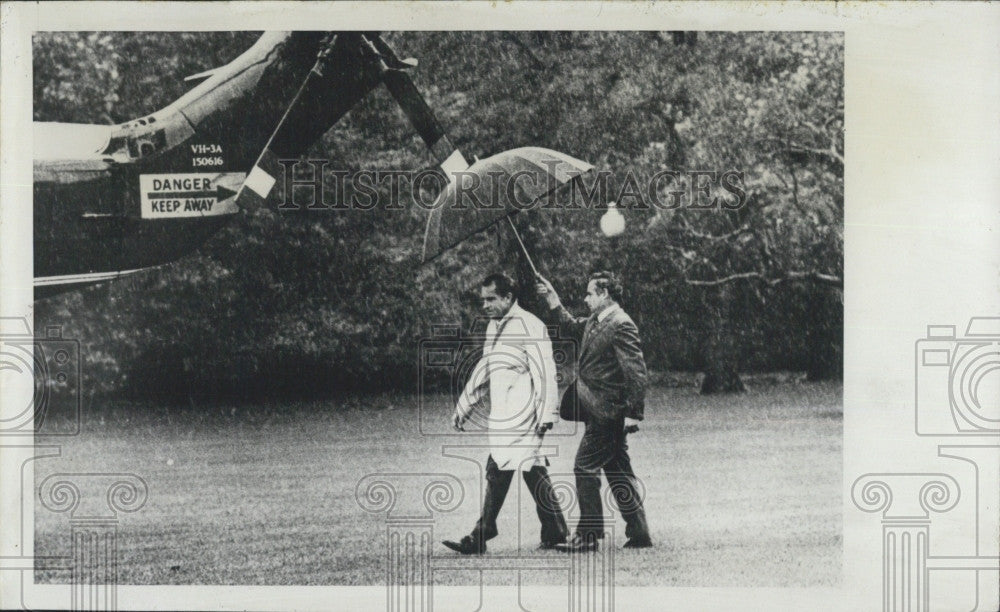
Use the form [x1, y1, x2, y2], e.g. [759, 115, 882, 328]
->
[472, 455, 569, 545]
[574, 417, 650, 541]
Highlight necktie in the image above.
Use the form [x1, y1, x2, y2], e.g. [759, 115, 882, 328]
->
[490, 316, 513, 350]
[581, 314, 599, 355]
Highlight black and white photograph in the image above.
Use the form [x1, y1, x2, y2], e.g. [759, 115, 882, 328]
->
[1, 3, 997, 611]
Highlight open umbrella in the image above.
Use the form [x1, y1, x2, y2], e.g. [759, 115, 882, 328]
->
[421, 147, 594, 267]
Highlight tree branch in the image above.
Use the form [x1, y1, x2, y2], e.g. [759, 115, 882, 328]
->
[686, 271, 766, 286]
[760, 136, 844, 174]
[686, 270, 843, 288]
[788, 141, 844, 167]
[501, 32, 545, 70]
[780, 271, 843, 288]
[676, 216, 751, 241]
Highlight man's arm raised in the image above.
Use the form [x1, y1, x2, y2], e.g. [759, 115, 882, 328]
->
[535, 275, 587, 337]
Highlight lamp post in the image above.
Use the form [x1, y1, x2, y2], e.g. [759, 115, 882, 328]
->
[599, 201, 625, 270]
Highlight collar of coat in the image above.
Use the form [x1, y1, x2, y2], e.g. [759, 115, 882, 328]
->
[487, 301, 527, 343]
[595, 302, 621, 323]
[499, 300, 524, 324]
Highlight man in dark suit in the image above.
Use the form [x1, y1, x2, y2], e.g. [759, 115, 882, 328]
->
[536, 271, 653, 552]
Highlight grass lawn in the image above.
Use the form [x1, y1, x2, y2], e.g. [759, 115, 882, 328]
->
[34, 380, 841, 586]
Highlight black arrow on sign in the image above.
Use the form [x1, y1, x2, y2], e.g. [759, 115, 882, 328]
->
[147, 185, 237, 201]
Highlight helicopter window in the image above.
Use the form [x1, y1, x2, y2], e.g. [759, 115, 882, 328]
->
[126, 129, 167, 159]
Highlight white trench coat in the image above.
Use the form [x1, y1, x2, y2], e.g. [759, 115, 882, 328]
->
[455, 302, 559, 471]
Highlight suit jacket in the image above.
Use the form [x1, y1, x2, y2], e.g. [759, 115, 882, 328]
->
[550, 303, 648, 422]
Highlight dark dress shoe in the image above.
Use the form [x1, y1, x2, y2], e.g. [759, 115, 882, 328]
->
[554, 533, 599, 553]
[538, 536, 567, 550]
[442, 536, 486, 555]
[622, 537, 653, 549]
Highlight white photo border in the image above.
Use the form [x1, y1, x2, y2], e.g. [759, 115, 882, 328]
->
[2, 2, 998, 611]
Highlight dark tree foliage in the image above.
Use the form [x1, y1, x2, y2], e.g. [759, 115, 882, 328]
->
[34, 31, 842, 402]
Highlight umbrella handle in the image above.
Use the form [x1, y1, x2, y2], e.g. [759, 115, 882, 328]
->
[505, 216, 539, 277]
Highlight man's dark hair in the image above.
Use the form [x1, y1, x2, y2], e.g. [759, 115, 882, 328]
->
[589, 270, 623, 303]
[481, 272, 516, 299]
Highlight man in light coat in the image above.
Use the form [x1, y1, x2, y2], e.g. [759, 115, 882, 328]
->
[442, 273, 569, 555]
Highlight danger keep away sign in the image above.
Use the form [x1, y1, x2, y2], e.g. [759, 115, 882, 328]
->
[139, 172, 245, 218]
